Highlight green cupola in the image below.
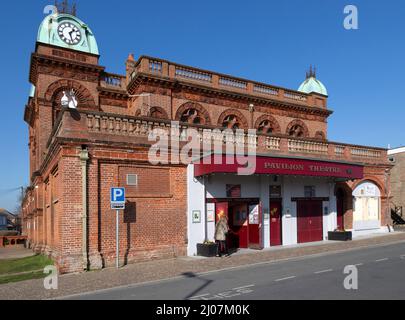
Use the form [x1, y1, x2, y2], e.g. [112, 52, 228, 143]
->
[37, 5, 99, 55]
[298, 66, 328, 96]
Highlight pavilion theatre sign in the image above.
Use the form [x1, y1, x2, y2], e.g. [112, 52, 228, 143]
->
[264, 162, 343, 174]
[194, 155, 364, 180]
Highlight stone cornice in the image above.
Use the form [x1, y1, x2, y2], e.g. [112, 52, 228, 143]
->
[29, 52, 105, 85]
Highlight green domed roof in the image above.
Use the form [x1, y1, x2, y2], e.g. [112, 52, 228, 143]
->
[37, 13, 99, 55]
[298, 76, 328, 96]
[29, 85, 36, 98]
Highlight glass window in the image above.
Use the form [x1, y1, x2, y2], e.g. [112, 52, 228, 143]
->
[304, 186, 316, 198]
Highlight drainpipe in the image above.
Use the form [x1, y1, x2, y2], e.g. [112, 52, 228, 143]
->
[79, 148, 89, 270]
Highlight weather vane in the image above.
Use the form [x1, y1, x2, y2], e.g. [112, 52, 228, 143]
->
[54, 0, 77, 16]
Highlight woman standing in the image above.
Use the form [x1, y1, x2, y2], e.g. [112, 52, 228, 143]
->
[215, 212, 230, 257]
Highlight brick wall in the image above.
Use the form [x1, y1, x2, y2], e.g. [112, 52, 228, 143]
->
[98, 160, 187, 268]
[390, 152, 405, 210]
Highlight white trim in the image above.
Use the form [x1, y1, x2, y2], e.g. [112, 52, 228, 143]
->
[388, 147, 405, 155]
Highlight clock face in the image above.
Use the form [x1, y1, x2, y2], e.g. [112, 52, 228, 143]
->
[57, 22, 82, 45]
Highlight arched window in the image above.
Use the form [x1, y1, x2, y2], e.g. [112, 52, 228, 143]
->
[286, 120, 309, 138]
[289, 125, 305, 137]
[175, 102, 211, 125]
[218, 109, 248, 130]
[255, 115, 281, 135]
[352, 181, 381, 231]
[258, 120, 274, 134]
[222, 115, 243, 130]
[181, 108, 204, 125]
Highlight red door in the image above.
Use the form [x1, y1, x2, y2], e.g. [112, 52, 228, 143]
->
[297, 201, 323, 244]
[336, 190, 345, 230]
[229, 204, 248, 249]
[248, 205, 260, 249]
[270, 200, 282, 246]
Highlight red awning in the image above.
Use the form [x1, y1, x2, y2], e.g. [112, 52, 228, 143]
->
[194, 155, 364, 180]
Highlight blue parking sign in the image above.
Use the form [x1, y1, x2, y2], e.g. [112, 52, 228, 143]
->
[111, 188, 125, 210]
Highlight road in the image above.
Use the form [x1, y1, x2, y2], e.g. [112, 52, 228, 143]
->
[63, 242, 405, 300]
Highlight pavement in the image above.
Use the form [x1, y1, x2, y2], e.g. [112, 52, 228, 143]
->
[1, 232, 405, 300]
[0, 246, 34, 260]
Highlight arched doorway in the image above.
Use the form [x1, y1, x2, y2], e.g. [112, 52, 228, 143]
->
[336, 188, 345, 230]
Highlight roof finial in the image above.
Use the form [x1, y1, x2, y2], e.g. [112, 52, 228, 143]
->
[55, 0, 77, 16]
[306, 65, 317, 79]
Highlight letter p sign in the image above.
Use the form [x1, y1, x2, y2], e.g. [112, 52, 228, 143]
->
[111, 188, 126, 210]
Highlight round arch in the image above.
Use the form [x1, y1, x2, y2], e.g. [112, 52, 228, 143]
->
[45, 80, 97, 110]
[286, 120, 309, 138]
[254, 115, 281, 134]
[352, 180, 382, 232]
[217, 109, 249, 130]
[175, 102, 211, 125]
[148, 106, 169, 119]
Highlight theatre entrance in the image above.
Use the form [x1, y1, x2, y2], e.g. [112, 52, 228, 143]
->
[215, 200, 262, 250]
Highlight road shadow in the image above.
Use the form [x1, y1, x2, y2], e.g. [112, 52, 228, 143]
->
[182, 272, 214, 300]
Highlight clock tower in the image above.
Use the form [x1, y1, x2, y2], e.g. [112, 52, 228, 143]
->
[24, 1, 106, 270]
[26, 1, 103, 175]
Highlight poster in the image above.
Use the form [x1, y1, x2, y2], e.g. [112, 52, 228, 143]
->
[207, 210, 215, 223]
[249, 205, 260, 225]
[192, 210, 201, 224]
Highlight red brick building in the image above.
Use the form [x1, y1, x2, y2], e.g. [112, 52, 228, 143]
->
[22, 8, 392, 273]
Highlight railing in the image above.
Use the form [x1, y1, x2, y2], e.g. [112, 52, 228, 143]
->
[288, 139, 328, 154]
[129, 57, 327, 109]
[83, 112, 387, 165]
[265, 137, 281, 150]
[149, 60, 163, 73]
[86, 114, 258, 148]
[101, 74, 126, 90]
[335, 145, 345, 156]
[254, 84, 279, 97]
[351, 147, 381, 159]
[175, 67, 212, 82]
[284, 91, 308, 102]
[219, 77, 248, 90]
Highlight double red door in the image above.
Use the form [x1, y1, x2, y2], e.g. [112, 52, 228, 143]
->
[297, 201, 323, 244]
[215, 202, 261, 250]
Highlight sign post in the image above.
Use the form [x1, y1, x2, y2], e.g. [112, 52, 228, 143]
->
[111, 188, 126, 269]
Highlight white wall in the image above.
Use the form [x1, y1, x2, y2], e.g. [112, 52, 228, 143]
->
[187, 166, 341, 256]
[187, 165, 207, 256]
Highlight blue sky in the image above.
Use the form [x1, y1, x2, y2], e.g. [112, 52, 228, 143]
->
[0, 0, 404, 211]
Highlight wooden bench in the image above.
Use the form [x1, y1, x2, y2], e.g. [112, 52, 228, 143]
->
[1, 236, 27, 247]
